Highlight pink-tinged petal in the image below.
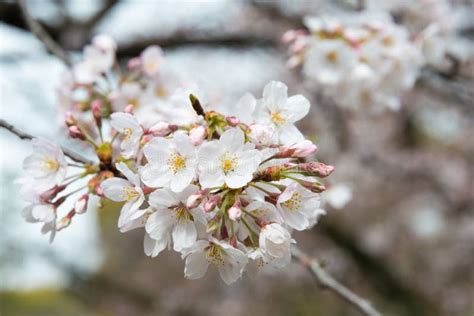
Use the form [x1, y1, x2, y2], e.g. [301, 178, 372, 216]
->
[101, 177, 132, 202]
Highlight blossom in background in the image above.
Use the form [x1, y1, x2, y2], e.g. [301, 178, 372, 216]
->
[73, 34, 116, 84]
[141, 45, 164, 77]
[285, 13, 425, 111]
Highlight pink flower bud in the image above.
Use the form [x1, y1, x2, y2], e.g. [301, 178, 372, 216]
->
[290, 37, 309, 54]
[148, 121, 174, 137]
[189, 126, 206, 145]
[226, 116, 239, 126]
[284, 140, 317, 158]
[299, 161, 335, 178]
[74, 194, 89, 214]
[228, 203, 242, 221]
[286, 56, 302, 69]
[68, 126, 86, 140]
[124, 104, 134, 114]
[204, 194, 221, 212]
[91, 100, 102, 119]
[187, 189, 208, 209]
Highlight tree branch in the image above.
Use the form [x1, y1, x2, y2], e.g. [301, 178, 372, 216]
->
[0, 119, 95, 165]
[18, 0, 71, 65]
[291, 245, 382, 316]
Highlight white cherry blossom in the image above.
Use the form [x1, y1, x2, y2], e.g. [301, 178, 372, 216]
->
[101, 162, 145, 229]
[198, 128, 261, 189]
[140, 132, 197, 192]
[182, 238, 248, 284]
[110, 112, 144, 158]
[253, 81, 310, 145]
[141, 45, 163, 77]
[22, 138, 67, 191]
[276, 182, 323, 231]
[145, 185, 205, 254]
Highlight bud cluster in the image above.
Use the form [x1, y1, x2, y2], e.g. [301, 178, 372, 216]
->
[284, 12, 424, 112]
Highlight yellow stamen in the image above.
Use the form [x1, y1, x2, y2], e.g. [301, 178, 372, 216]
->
[123, 128, 133, 140]
[282, 192, 302, 211]
[43, 158, 59, 171]
[123, 187, 140, 201]
[326, 50, 338, 63]
[206, 244, 225, 266]
[270, 111, 285, 125]
[382, 36, 394, 47]
[220, 152, 238, 174]
[167, 152, 186, 173]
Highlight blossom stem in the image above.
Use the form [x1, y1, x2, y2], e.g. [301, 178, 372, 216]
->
[291, 245, 382, 316]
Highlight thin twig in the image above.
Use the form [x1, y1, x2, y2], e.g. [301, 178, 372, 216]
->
[291, 245, 382, 316]
[18, 0, 71, 65]
[0, 119, 95, 165]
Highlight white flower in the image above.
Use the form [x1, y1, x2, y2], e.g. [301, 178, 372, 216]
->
[248, 247, 291, 274]
[254, 81, 310, 145]
[251, 222, 293, 273]
[182, 238, 248, 284]
[303, 40, 358, 86]
[73, 35, 116, 84]
[140, 132, 197, 192]
[22, 138, 67, 190]
[259, 223, 292, 258]
[101, 162, 145, 229]
[198, 128, 262, 189]
[233, 92, 256, 124]
[145, 185, 205, 254]
[141, 45, 163, 76]
[110, 112, 144, 158]
[276, 182, 322, 231]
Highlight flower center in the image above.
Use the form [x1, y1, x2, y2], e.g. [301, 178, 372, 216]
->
[123, 128, 133, 140]
[282, 192, 302, 211]
[173, 204, 193, 222]
[326, 50, 338, 64]
[220, 152, 238, 174]
[206, 244, 225, 266]
[382, 36, 394, 47]
[270, 111, 285, 125]
[123, 186, 140, 201]
[43, 158, 59, 171]
[167, 152, 186, 173]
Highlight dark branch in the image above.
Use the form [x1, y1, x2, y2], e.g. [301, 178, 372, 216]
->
[17, 0, 71, 65]
[291, 245, 382, 316]
[0, 119, 95, 165]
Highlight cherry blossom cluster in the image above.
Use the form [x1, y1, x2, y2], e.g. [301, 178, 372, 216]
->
[18, 35, 335, 284]
[283, 12, 424, 111]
